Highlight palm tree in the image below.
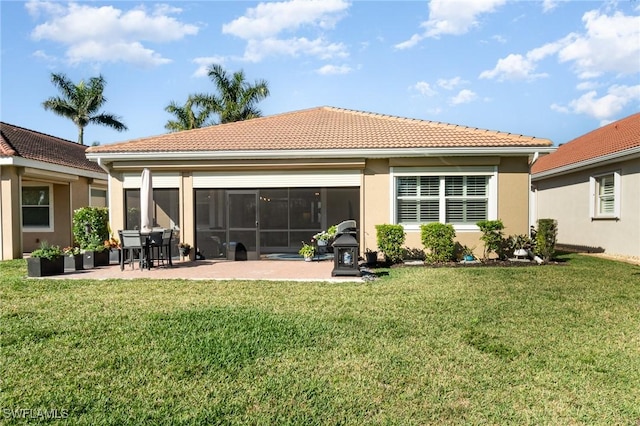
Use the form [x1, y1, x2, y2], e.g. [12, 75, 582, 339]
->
[192, 64, 270, 124]
[164, 97, 211, 132]
[42, 73, 127, 145]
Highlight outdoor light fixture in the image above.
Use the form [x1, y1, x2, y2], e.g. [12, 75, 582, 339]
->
[331, 220, 360, 277]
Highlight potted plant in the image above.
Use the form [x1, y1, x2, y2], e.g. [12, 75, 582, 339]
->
[82, 236, 110, 268]
[461, 245, 476, 262]
[365, 248, 378, 266]
[27, 241, 64, 277]
[298, 242, 315, 261]
[178, 242, 192, 257]
[63, 246, 83, 270]
[510, 234, 531, 258]
[313, 225, 338, 254]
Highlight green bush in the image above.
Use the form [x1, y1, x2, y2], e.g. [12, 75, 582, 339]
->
[476, 219, 505, 260]
[73, 207, 110, 250]
[535, 218, 558, 262]
[421, 223, 456, 263]
[30, 241, 63, 260]
[375, 224, 406, 264]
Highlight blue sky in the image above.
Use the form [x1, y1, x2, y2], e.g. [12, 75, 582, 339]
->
[1, 0, 639, 146]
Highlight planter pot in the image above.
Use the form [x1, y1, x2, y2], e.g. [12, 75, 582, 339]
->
[514, 249, 528, 257]
[83, 250, 110, 269]
[27, 257, 64, 277]
[464, 255, 475, 261]
[179, 248, 192, 257]
[365, 251, 378, 266]
[64, 254, 84, 271]
[304, 256, 313, 262]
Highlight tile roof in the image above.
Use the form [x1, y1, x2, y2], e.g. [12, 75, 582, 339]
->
[87, 106, 552, 154]
[532, 113, 640, 175]
[0, 122, 106, 174]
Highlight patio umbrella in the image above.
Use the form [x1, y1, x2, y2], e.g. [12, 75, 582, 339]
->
[140, 168, 153, 232]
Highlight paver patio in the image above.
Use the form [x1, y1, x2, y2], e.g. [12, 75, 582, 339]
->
[47, 258, 364, 282]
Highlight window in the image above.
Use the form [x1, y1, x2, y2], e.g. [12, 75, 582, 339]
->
[393, 167, 496, 230]
[591, 172, 620, 219]
[22, 184, 53, 231]
[90, 187, 107, 207]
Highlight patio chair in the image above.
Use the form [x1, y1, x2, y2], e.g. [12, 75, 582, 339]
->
[147, 230, 164, 268]
[160, 228, 173, 267]
[119, 230, 146, 270]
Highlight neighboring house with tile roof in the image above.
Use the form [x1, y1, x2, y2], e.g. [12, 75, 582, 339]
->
[0, 122, 108, 259]
[86, 106, 554, 260]
[531, 113, 640, 259]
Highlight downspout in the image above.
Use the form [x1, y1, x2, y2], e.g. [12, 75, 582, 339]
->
[529, 152, 540, 235]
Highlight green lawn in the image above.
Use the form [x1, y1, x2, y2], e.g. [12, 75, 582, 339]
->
[1, 254, 639, 425]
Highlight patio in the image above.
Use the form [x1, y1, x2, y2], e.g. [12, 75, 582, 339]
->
[51, 257, 364, 282]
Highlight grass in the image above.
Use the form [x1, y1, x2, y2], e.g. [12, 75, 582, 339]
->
[1, 253, 639, 425]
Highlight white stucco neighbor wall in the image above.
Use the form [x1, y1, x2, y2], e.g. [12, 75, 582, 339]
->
[533, 157, 640, 258]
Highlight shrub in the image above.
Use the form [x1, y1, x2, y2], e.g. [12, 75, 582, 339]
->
[73, 207, 110, 250]
[31, 241, 63, 260]
[535, 218, 558, 262]
[476, 219, 505, 260]
[375, 224, 405, 264]
[401, 247, 426, 261]
[421, 223, 456, 263]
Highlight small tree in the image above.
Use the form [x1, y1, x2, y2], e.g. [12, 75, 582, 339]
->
[476, 219, 505, 260]
[421, 223, 456, 263]
[375, 224, 406, 264]
[535, 218, 558, 262]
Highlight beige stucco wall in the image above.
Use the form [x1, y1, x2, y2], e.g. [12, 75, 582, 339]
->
[102, 155, 534, 260]
[361, 156, 532, 258]
[534, 157, 640, 258]
[22, 180, 91, 252]
[1, 166, 22, 259]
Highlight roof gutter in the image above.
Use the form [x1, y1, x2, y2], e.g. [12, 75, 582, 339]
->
[532, 146, 640, 181]
[87, 146, 556, 164]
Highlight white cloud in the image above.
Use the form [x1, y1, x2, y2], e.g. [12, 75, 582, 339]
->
[192, 56, 227, 78]
[481, 8, 639, 82]
[450, 89, 478, 105]
[552, 84, 640, 121]
[27, 1, 198, 67]
[542, 0, 559, 13]
[396, 0, 506, 49]
[575, 81, 599, 91]
[317, 64, 352, 75]
[479, 53, 548, 81]
[412, 81, 438, 96]
[437, 76, 466, 90]
[242, 37, 348, 62]
[222, 0, 350, 62]
[558, 10, 640, 78]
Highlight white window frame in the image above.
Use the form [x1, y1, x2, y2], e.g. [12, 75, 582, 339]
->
[590, 171, 620, 219]
[22, 182, 54, 232]
[390, 167, 498, 232]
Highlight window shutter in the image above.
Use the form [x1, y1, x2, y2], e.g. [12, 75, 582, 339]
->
[599, 175, 615, 214]
[398, 177, 418, 197]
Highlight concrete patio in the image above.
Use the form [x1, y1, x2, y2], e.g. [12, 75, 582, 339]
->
[51, 258, 365, 282]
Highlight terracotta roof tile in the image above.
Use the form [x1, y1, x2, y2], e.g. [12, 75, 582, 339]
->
[0, 122, 106, 174]
[87, 106, 552, 154]
[532, 113, 640, 175]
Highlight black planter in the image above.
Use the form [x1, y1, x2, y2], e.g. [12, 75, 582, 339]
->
[64, 254, 84, 270]
[83, 250, 110, 269]
[366, 251, 378, 266]
[27, 257, 65, 277]
[179, 248, 192, 257]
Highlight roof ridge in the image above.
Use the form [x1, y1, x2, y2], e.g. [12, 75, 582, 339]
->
[323, 106, 540, 141]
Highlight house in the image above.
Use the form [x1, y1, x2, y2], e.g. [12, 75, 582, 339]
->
[531, 113, 640, 259]
[0, 122, 109, 259]
[86, 106, 554, 260]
